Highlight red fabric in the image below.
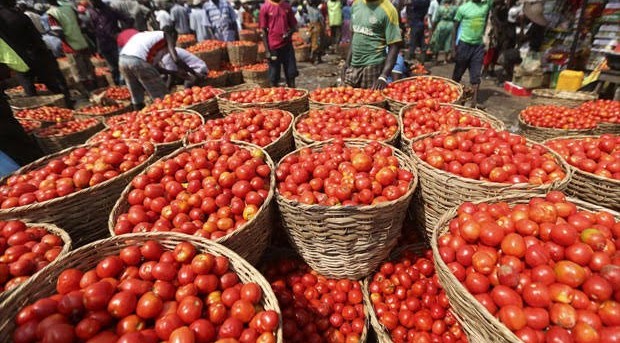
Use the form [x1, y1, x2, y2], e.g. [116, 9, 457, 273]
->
[146, 39, 167, 63]
[259, 0, 296, 50]
[483, 47, 497, 67]
[47, 15, 76, 54]
[117, 28, 139, 48]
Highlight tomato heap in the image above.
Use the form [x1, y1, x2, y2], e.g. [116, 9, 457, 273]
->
[309, 87, 385, 105]
[14, 107, 74, 123]
[144, 86, 222, 111]
[105, 111, 140, 127]
[0, 220, 65, 293]
[437, 191, 620, 342]
[12, 240, 279, 343]
[208, 70, 226, 79]
[241, 63, 268, 72]
[90, 110, 202, 144]
[578, 100, 620, 124]
[112, 141, 271, 239]
[17, 119, 41, 134]
[36, 118, 99, 137]
[276, 140, 414, 206]
[295, 106, 398, 142]
[263, 257, 365, 343]
[402, 100, 494, 140]
[187, 40, 226, 53]
[78, 104, 126, 116]
[0, 140, 154, 209]
[412, 129, 566, 184]
[545, 134, 620, 180]
[520, 105, 596, 130]
[103, 86, 131, 101]
[177, 34, 196, 44]
[6, 84, 47, 94]
[384, 78, 460, 103]
[228, 41, 256, 47]
[228, 87, 305, 103]
[187, 108, 292, 147]
[369, 248, 468, 343]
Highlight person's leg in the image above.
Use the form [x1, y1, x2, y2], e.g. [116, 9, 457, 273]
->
[0, 95, 43, 166]
[408, 25, 415, 60]
[101, 46, 121, 86]
[468, 44, 485, 107]
[451, 43, 469, 83]
[411, 23, 425, 61]
[343, 65, 362, 88]
[119, 56, 146, 108]
[268, 59, 280, 87]
[360, 63, 382, 89]
[33, 55, 74, 108]
[15, 71, 37, 96]
[135, 61, 168, 102]
[282, 43, 299, 87]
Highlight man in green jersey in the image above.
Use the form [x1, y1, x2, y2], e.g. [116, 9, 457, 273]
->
[451, 0, 490, 107]
[343, 0, 402, 89]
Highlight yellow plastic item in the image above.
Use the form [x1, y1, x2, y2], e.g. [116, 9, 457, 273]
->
[556, 70, 585, 91]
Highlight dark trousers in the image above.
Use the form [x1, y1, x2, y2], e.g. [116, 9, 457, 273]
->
[408, 21, 425, 60]
[527, 23, 545, 52]
[452, 41, 485, 85]
[16, 54, 72, 107]
[100, 46, 121, 85]
[268, 42, 299, 87]
[0, 95, 43, 166]
[330, 25, 342, 46]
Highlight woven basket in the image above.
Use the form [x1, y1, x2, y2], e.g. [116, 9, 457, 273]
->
[531, 88, 598, 108]
[294, 45, 310, 62]
[108, 140, 275, 265]
[544, 135, 620, 211]
[227, 42, 258, 67]
[384, 76, 464, 113]
[0, 222, 71, 308]
[92, 87, 131, 102]
[5, 87, 51, 98]
[408, 128, 572, 239]
[227, 70, 244, 86]
[195, 48, 223, 70]
[292, 106, 400, 149]
[0, 141, 156, 247]
[240, 30, 258, 42]
[276, 139, 418, 279]
[9, 94, 65, 110]
[75, 102, 132, 118]
[431, 194, 620, 343]
[398, 103, 506, 155]
[0, 232, 283, 342]
[309, 98, 387, 110]
[206, 73, 228, 87]
[242, 69, 269, 87]
[217, 88, 309, 116]
[34, 117, 105, 154]
[595, 122, 620, 135]
[181, 89, 223, 118]
[517, 112, 595, 142]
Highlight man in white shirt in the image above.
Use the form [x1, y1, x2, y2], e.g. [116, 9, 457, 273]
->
[155, 4, 173, 29]
[189, 0, 210, 41]
[170, 0, 191, 33]
[159, 47, 207, 87]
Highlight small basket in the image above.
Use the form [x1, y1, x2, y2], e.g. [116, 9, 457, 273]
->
[0, 141, 156, 247]
[0, 222, 71, 308]
[276, 139, 418, 279]
[239, 29, 258, 42]
[431, 194, 620, 343]
[108, 140, 275, 265]
[384, 76, 463, 113]
[227, 42, 258, 67]
[9, 94, 66, 110]
[408, 128, 572, 238]
[544, 135, 620, 211]
[34, 117, 105, 154]
[517, 112, 595, 142]
[531, 88, 598, 108]
[0, 232, 283, 342]
[195, 48, 223, 71]
[75, 102, 132, 118]
[292, 106, 400, 148]
[217, 88, 309, 116]
[227, 70, 244, 86]
[294, 45, 310, 62]
[242, 69, 269, 87]
[206, 72, 228, 87]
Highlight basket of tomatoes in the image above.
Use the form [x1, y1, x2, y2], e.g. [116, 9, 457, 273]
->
[531, 88, 598, 108]
[0, 219, 71, 307]
[0, 232, 283, 342]
[293, 105, 399, 148]
[545, 134, 620, 211]
[75, 103, 131, 118]
[309, 87, 387, 109]
[432, 192, 620, 343]
[17, 119, 41, 136]
[364, 244, 472, 343]
[92, 86, 132, 102]
[34, 117, 105, 154]
[583, 100, 620, 135]
[4, 84, 50, 98]
[188, 40, 226, 70]
[241, 63, 269, 87]
[518, 105, 596, 142]
[176, 33, 197, 48]
[13, 106, 74, 126]
[383, 76, 463, 113]
[275, 139, 418, 279]
[217, 87, 309, 116]
[88, 109, 204, 158]
[143, 86, 223, 118]
[186, 108, 294, 162]
[9, 94, 66, 111]
[108, 140, 275, 265]
[0, 140, 156, 247]
[239, 29, 259, 42]
[227, 41, 258, 67]
[408, 128, 571, 237]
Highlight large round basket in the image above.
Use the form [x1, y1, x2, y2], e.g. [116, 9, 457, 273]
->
[531, 88, 598, 108]
[544, 135, 620, 211]
[227, 70, 244, 86]
[34, 117, 105, 154]
[9, 94, 66, 110]
[0, 141, 156, 247]
[517, 112, 595, 142]
[0, 232, 283, 342]
[595, 122, 620, 135]
[227, 42, 258, 67]
[308, 98, 387, 110]
[384, 76, 464, 113]
[276, 139, 418, 279]
[294, 45, 310, 62]
[92, 86, 132, 102]
[108, 140, 275, 265]
[239, 29, 258, 42]
[75, 102, 132, 118]
[292, 105, 399, 149]
[217, 88, 309, 116]
[431, 194, 620, 343]
[241, 69, 269, 87]
[0, 222, 71, 308]
[408, 128, 572, 239]
[398, 102, 506, 155]
[179, 89, 223, 118]
[195, 48, 223, 70]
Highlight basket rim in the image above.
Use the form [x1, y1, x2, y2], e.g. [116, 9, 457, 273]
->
[543, 134, 620, 185]
[0, 139, 158, 214]
[408, 127, 573, 189]
[292, 105, 399, 146]
[142, 88, 224, 113]
[107, 139, 276, 243]
[216, 87, 309, 106]
[275, 138, 419, 210]
[531, 88, 598, 101]
[383, 75, 464, 104]
[33, 116, 103, 139]
[398, 102, 506, 145]
[9, 94, 66, 110]
[517, 111, 597, 133]
[430, 193, 620, 343]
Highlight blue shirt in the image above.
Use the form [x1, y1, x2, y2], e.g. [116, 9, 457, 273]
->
[202, 0, 238, 41]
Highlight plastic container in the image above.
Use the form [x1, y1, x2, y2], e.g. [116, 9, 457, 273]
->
[556, 70, 584, 91]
